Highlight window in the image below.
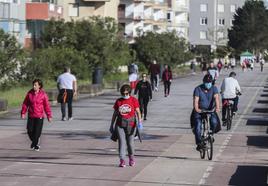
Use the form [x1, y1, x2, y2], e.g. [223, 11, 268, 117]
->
[230, 5, 236, 13]
[218, 18, 225, 26]
[0, 3, 9, 19]
[218, 4, 224, 13]
[200, 17, 207, 25]
[68, 3, 78, 17]
[167, 12, 171, 21]
[200, 31, 207, 39]
[230, 19, 234, 26]
[200, 4, 207, 12]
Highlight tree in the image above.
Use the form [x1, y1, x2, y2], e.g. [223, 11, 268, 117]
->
[25, 47, 87, 81]
[40, 17, 131, 75]
[0, 29, 27, 88]
[228, 0, 268, 55]
[134, 31, 191, 68]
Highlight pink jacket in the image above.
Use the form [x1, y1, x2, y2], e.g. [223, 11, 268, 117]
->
[21, 89, 52, 119]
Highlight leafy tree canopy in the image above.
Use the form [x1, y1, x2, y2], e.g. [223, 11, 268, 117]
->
[228, 0, 268, 54]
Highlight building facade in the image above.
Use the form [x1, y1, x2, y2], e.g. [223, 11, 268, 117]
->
[189, 0, 245, 49]
[0, 0, 26, 46]
[59, 0, 120, 22]
[167, 0, 189, 39]
[25, 0, 63, 49]
[118, 0, 169, 42]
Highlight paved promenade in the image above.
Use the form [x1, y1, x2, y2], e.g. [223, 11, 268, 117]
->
[0, 66, 267, 186]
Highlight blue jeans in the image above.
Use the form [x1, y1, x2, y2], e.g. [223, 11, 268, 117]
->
[193, 112, 218, 144]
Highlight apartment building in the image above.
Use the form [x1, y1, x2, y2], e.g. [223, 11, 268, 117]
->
[118, 0, 168, 42]
[25, 0, 63, 49]
[167, 0, 189, 39]
[0, 0, 26, 46]
[59, 0, 120, 22]
[189, 0, 245, 49]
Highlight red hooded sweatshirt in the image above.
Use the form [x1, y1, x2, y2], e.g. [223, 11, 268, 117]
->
[21, 89, 52, 119]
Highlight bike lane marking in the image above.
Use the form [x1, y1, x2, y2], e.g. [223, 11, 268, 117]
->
[198, 74, 266, 185]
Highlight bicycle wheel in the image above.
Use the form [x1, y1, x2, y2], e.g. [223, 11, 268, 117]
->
[207, 137, 213, 160]
[227, 106, 232, 130]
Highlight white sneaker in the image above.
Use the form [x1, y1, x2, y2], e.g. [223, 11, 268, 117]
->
[68, 117, 73, 121]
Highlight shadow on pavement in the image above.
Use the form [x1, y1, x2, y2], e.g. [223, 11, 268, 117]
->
[260, 94, 268, 97]
[258, 100, 268, 104]
[43, 131, 168, 141]
[253, 108, 268, 113]
[246, 119, 268, 126]
[247, 135, 268, 148]
[229, 165, 268, 186]
[0, 159, 116, 167]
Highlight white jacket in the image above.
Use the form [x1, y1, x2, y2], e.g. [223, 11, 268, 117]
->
[221, 77, 241, 99]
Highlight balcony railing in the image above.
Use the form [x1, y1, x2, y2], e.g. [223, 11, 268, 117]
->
[26, 2, 63, 20]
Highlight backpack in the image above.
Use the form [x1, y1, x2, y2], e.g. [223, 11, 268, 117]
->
[128, 64, 136, 74]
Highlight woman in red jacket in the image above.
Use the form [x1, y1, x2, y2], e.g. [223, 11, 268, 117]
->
[21, 79, 52, 151]
[162, 64, 173, 97]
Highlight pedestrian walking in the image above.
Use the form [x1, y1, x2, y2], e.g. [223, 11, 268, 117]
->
[260, 58, 265, 72]
[201, 61, 207, 74]
[149, 60, 160, 91]
[110, 84, 142, 168]
[57, 67, 77, 121]
[217, 59, 223, 74]
[162, 64, 172, 97]
[134, 73, 152, 120]
[190, 59, 197, 74]
[128, 63, 139, 90]
[21, 79, 52, 151]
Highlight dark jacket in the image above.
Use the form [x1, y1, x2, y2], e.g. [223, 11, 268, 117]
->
[162, 69, 172, 82]
[134, 80, 152, 99]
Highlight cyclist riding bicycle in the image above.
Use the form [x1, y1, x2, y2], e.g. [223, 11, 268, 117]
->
[192, 74, 221, 151]
[220, 72, 241, 125]
[207, 62, 219, 85]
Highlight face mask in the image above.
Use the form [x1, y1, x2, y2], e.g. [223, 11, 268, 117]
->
[122, 95, 130, 99]
[204, 82, 212, 90]
[142, 78, 146, 82]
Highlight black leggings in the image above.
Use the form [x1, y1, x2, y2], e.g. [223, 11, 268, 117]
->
[27, 118, 44, 147]
[139, 97, 149, 118]
[164, 81, 171, 95]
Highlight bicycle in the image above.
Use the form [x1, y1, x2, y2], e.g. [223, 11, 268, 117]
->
[223, 92, 241, 131]
[225, 99, 234, 131]
[199, 110, 215, 160]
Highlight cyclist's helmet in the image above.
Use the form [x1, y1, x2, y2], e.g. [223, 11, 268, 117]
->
[229, 71, 236, 77]
[203, 74, 213, 83]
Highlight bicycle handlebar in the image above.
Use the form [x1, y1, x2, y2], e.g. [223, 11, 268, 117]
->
[200, 109, 215, 114]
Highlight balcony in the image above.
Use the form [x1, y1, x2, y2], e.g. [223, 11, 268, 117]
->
[26, 2, 63, 20]
[144, 0, 168, 10]
[167, 21, 189, 27]
[82, 0, 110, 1]
[173, 5, 188, 12]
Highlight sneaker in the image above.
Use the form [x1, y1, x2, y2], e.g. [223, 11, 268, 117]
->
[34, 146, 40, 151]
[68, 117, 73, 121]
[119, 159, 126, 168]
[30, 143, 35, 150]
[144, 117, 147, 120]
[62, 117, 67, 121]
[196, 143, 204, 151]
[164, 94, 167, 97]
[232, 112, 236, 116]
[129, 156, 135, 167]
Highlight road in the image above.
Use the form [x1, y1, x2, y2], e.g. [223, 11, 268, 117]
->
[0, 65, 267, 186]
